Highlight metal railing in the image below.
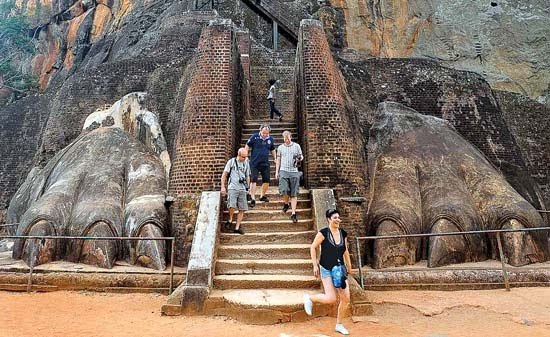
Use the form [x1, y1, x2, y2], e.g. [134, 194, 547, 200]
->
[355, 226, 550, 291]
[0, 235, 177, 294]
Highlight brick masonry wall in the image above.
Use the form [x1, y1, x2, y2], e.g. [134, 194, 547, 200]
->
[0, 94, 51, 217]
[494, 90, 550, 208]
[337, 57, 544, 211]
[168, 20, 244, 264]
[296, 19, 369, 265]
[249, 41, 296, 120]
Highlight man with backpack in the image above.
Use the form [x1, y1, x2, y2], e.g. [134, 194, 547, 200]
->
[221, 147, 250, 235]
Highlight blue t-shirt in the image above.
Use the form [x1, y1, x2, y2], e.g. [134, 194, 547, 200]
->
[246, 132, 275, 166]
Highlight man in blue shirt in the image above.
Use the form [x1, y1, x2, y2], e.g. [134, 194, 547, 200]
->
[245, 124, 276, 207]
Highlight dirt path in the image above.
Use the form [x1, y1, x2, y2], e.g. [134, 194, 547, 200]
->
[1, 288, 550, 336]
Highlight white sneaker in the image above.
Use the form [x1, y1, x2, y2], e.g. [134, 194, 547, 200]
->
[335, 323, 349, 335]
[303, 293, 313, 316]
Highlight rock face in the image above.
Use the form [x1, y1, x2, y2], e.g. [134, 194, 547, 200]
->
[367, 102, 548, 268]
[327, 0, 550, 103]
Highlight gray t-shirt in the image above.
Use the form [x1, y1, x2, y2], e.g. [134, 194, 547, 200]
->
[277, 142, 303, 173]
[224, 158, 250, 191]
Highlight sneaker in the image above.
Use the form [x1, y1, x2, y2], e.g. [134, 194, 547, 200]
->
[250, 199, 256, 207]
[259, 195, 269, 202]
[335, 323, 349, 335]
[233, 228, 244, 235]
[290, 213, 298, 223]
[278, 116, 283, 122]
[282, 203, 290, 213]
[303, 294, 313, 316]
[223, 221, 232, 231]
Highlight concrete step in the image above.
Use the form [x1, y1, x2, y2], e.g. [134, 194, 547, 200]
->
[218, 244, 310, 259]
[219, 230, 316, 245]
[223, 208, 312, 221]
[213, 274, 319, 289]
[215, 258, 312, 275]
[235, 218, 313, 232]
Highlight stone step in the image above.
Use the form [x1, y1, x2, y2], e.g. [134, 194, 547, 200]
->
[243, 121, 296, 129]
[223, 208, 311, 221]
[242, 126, 297, 132]
[215, 258, 312, 275]
[248, 189, 309, 198]
[203, 289, 333, 324]
[217, 244, 310, 259]
[219, 230, 316, 245]
[235, 218, 313, 232]
[213, 274, 319, 289]
[248, 198, 310, 209]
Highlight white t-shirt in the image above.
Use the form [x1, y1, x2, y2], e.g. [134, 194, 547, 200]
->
[267, 85, 275, 100]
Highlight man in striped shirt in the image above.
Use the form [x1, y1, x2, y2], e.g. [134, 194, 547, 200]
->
[275, 131, 304, 223]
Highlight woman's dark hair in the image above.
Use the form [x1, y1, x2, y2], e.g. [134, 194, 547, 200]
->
[325, 208, 339, 219]
[268, 79, 276, 86]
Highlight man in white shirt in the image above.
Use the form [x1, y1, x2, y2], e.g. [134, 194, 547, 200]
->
[275, 131, 303, 223]
[267, 79, 283, 121]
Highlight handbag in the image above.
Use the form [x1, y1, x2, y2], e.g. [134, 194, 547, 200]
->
[328, 228, 348, 289]
[331, 263, 347, 289]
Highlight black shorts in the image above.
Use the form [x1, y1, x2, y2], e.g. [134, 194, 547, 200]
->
[250, 162, 270, 183]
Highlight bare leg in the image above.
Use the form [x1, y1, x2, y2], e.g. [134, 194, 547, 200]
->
[283, 195, 290, 204]
[235, 211, 245, 230]
[228, 208, 235, 223]
[290, 196, 298, 213]
[310, 276, 337, 304]
[249, 182, 257, 200]
[260, 182, 269, 198]
[336, 282, 350, 324]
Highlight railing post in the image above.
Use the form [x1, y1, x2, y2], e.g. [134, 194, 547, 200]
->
[496, 232, 511, 291]
[169, 238, 176, 295]
[272, 21, 278, 51]
[356, 237, 364, 289]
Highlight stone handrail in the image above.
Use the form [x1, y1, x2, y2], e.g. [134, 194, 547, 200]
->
[162, 191, 221, 315]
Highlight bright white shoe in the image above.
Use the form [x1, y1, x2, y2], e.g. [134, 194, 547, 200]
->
[303, 293, 313, 316]
[335, 323, 349, 335]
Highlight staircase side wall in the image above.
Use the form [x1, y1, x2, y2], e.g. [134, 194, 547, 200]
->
[169, 19, 243, 265]
[296, 19, 368, 266]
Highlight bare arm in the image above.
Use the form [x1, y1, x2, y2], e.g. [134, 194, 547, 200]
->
[221, 172, 228, 194]
[275, 153, 281, 179]
[344, 238, 352, 272]
[310, 232, 324, 277]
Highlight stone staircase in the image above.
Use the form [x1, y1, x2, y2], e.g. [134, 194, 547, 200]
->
[203, 187, 332, 323]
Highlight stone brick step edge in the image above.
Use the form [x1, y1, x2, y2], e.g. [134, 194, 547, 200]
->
[212, 274, 319, 289]
[215, 258, 313, 275]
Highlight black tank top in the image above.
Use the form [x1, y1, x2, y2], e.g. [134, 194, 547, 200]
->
[319, 227, 347, 270]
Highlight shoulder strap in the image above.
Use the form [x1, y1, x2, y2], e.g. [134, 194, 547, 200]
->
[228, 158, 237, 184]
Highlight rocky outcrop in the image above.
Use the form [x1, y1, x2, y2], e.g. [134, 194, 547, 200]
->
[326, 0, 549, 103]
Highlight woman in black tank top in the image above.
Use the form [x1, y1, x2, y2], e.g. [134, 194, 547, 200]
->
[303, 209, 352, 335]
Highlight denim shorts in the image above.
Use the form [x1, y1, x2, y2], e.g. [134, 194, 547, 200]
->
[320, 265, 332, 279]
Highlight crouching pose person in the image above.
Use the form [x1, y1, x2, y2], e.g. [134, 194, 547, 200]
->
[304, 209, 352, 335]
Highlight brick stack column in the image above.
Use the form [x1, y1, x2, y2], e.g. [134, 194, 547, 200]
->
[235, 29, 251, 119]
[169, 19, 237, 265]
[296, 19, 368, 265]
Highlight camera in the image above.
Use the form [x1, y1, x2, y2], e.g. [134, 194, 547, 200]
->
[239, 177, 246, 185]
[293, 154, 303, 168]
